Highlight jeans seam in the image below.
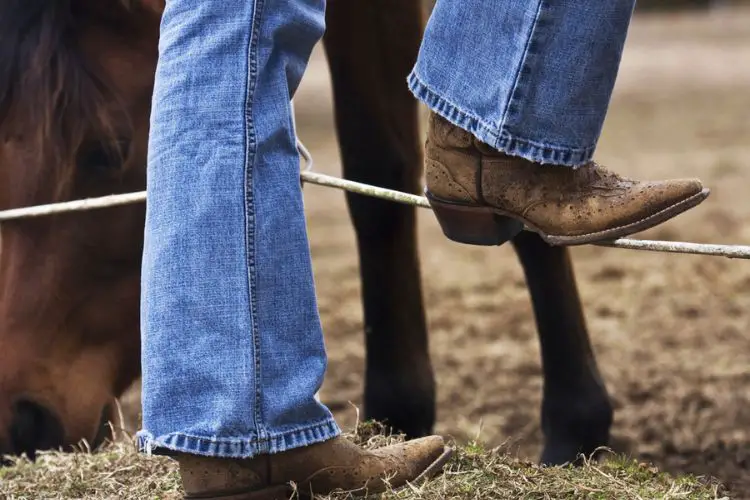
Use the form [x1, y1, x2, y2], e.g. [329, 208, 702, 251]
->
[136, 418, 340, 459]
[408, 71, 488, 128]
[408, 73, 595, 165]
[244, 0, 267, 441]
[142, 419, 336, 445]
[498, 0, 545, 130]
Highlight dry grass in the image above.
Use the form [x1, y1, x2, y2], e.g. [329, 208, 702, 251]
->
[0, 423, 728, 500]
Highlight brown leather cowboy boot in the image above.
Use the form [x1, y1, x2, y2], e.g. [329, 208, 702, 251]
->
[424, 112, 709, 246]
[178, 435, 452, 499]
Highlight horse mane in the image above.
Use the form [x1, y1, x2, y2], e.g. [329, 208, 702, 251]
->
[0, 0, 135, 202]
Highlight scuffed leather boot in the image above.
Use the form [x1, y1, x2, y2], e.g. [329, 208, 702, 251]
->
[424, 112, 709, 246]
[178, 435, 452, 499]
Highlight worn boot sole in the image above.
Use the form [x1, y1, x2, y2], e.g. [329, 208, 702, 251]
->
[426, 188, 710, 247]
[184, 446, 454, 500]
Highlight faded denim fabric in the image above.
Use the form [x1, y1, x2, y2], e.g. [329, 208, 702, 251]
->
[138, 0, 637, 459]
[409, 0, 637, 166]
[137, 0, 340, 459]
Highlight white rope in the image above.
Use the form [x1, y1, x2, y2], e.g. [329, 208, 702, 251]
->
[0, 138, 314, 222]
[298, 171, 750, 260]
[1, 131, 748, 260]
[1, 168, 749, 259]
[0, 190, 147, 221]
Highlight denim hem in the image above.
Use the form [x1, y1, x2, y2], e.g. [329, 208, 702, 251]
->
[407, 72, 596, 167]
[136, 418, 342, 459]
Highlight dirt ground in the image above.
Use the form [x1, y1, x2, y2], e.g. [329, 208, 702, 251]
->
[121, 7, 750, 498]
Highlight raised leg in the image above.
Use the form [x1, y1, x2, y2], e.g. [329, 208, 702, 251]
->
[512, 232, 613, 465]
[322, 0, 435, 437]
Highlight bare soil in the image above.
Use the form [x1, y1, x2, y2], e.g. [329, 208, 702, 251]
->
[119, 7, 750, 498]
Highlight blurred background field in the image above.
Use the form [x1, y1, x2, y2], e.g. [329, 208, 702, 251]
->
[107, 2, 750, 497]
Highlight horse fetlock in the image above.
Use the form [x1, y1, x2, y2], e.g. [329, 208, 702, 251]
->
[363, 366, 436, 439]
[540, 390, 614, 466]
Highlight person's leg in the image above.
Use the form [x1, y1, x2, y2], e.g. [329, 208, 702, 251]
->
[139, 0, 337, 460]
[410, 0, 708, 246]
[138, 1, 449, 498]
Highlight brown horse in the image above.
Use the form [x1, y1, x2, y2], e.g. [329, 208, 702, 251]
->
[0, 0, 612, 465]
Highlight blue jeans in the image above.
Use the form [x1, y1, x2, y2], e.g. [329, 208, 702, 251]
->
[138, 0, 635, 458]
[410, 0, 636, 166]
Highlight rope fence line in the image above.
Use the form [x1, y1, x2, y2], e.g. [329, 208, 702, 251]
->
[0, 191, 147, 221]
[2, 168, 750, 260]
[301, 171, 750, 260]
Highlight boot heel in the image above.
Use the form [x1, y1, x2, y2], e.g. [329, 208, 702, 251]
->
[427, 194, 523, 246]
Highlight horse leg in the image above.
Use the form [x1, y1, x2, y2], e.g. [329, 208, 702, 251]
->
[511, 232, 614, 464]
[322, 1, 435, 437]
